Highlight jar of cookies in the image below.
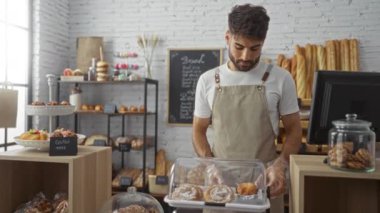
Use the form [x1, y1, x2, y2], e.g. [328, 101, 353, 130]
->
[328, 114, 375, 172]
[98, 186, 164, 213]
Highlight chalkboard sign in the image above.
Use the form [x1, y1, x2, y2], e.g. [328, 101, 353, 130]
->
[168, 48, 223, 124]
[49, 137, 78, 156]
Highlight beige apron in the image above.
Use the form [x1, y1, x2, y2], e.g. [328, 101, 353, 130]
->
[207, 64, 284, 213]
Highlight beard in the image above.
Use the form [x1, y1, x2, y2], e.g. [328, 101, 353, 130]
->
[228, 51, 261, 72]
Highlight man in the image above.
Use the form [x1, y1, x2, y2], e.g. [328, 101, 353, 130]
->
[192, 4, 302, 213]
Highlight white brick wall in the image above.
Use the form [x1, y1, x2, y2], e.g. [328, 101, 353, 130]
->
[34, 0, 380, 162]
[32, 0, 70, 127]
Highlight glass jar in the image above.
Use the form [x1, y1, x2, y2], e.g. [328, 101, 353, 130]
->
[328, 114, 376, 172]
[69, 86, 82, 111]
[98, 187, 164, 213]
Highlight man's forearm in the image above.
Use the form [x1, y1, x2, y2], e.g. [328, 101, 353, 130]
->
[192, 132, 213, 157]
[280, 129, 302, 164]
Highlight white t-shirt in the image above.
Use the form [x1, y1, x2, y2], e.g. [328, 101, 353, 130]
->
[194, 61, 299, 135]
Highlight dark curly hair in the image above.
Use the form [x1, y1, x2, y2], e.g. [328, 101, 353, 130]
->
[228, 4, 270, 40]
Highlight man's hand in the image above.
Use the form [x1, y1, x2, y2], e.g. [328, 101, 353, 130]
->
[266, 158, 287, 198]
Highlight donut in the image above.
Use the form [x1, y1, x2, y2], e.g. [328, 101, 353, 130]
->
[204, 184, 234, 203]
[237, 182, 258, 196]
[171, 184, 203, 201]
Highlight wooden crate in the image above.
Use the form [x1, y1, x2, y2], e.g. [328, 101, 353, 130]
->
[0, 146, 112, 213]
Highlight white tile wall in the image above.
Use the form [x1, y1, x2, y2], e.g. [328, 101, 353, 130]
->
[33, 0, 380, 162]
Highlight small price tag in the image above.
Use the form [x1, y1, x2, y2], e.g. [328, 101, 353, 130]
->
[119, 143, 131, 152]
[49, 137, 78, 156]
[120, 176, 133, 189]
[93, 139, 107, 146]
[155, 175, 168, 185]
[104, 103, 117, 114]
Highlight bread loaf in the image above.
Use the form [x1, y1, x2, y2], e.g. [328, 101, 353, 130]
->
[341, 39, 350, 71]
[277, 54, 286, 67]
[155, 149, 166, 176]
[281, 58, 291, 72]
[349, 39, 359, 71]
[305, 44, 313, 99]
[334, 40, 341, 70]
[326, 40, 336, 70]
[317, 45, 326, 70]
[290, 55, 297, 82]
[295, 45, 307, 99]
[112, 168, 141, 188]
[133, 168, 155, 188]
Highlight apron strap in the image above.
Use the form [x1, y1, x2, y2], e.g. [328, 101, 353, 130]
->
[214, 68, 222, 92]
[261, 64, 273, 85]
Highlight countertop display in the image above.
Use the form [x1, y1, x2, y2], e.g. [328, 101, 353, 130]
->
[0, 146, 112, 213]
[290, 155, 380, 213]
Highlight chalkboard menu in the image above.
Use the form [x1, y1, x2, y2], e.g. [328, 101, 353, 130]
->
[168, 48, 222, 124]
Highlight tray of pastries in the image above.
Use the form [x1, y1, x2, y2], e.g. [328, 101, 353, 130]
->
[26, 101, 75, 116]
[14, 128, 85, 151]
[164, 157, 270, 212]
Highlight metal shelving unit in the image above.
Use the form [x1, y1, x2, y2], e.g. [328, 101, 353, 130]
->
[57, 78, 159, 191]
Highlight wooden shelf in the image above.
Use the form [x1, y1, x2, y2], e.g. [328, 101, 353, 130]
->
[0, 146, 112, 213]
[75, 111, 156, 116]
[290, 155, 380, 213]
[279, 120, 309, 129]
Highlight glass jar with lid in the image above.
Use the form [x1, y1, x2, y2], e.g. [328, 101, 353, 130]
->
[98, 186, 164, 213]
[328, 114, 376, 172]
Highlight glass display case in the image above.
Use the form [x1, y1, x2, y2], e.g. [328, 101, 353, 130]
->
[164, 157, 270, 212]
[98, 187, 164, 213]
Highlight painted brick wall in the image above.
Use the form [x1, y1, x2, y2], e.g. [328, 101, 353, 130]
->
[32, 0, 70, 127]
[34, 0, 380, 163]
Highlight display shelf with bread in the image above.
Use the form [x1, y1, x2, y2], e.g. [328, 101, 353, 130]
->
[56, 77, 159, 192]
[0, 146, 112, 213]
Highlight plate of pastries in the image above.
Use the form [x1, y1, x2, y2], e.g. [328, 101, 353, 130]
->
[14, 128, 85, 151]
[26, 100, 75, 116]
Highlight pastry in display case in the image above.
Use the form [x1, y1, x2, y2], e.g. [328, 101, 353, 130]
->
[164, 157, 270, 212]
[14, 192, 68, 213]
[98, 187, 164, 213]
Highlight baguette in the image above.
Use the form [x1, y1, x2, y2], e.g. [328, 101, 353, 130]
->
[349, 39, 359, 71]
[326, 40, 336, 70]
[334, 40, 341, 70]
[317, 45, 326, 70]
[296, 50, 307, 99]
[277, 54, 286, 67]
[156, 149, 166, 176]
[309, 45, 317, 98]
[305, 44, 313, 99]
[341, 39, 350, 71]
[291, 55, 297, 82]
[281, 58, 291, 72]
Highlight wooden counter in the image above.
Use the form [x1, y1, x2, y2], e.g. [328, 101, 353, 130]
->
[290, 155, 380, 213]
[0, 146, 112, 213]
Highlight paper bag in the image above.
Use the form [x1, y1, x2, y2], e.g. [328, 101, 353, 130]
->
[0, 87, 18, 127]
